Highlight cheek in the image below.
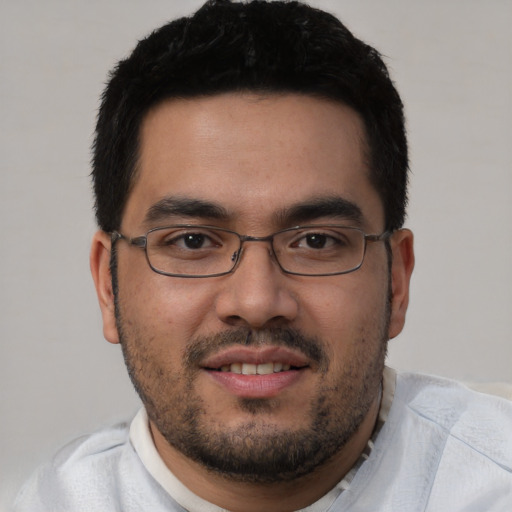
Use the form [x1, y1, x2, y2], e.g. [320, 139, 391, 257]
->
[303, 280, 382, 332]
[117, 255, 219, 341]
[300, 271, 389, 355]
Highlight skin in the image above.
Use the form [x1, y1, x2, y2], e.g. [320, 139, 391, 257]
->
[91, 93, 414, 512]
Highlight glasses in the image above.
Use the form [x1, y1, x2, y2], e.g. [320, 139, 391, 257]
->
[111, 225, 391, 278]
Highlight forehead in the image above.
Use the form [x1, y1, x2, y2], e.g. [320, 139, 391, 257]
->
[123, 93, 384, 231]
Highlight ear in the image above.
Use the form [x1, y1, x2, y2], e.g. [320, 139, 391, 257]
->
[388, 229, 414, 339]
[90, 231, 120, 344]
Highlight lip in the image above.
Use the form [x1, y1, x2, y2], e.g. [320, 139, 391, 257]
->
[201, 346, 310, 369]
[201, 346, 310, 399]
[206, 369, 306, 398]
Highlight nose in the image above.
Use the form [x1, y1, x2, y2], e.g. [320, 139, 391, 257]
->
[214, 242, 299, 329]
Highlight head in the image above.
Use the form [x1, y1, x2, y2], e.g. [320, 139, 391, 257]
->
[92, 0, 408, 234]
[90, 0, 414, 490]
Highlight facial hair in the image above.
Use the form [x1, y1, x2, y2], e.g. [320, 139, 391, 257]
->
[111, 247, 390, 483]
[116, 323, 389, 483]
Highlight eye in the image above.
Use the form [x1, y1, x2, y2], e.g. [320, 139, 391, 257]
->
[293, 232, 344, 250]
[155, 228, 222, 251]
[302, 233, 332, 249]
[178, 233, 213, 249]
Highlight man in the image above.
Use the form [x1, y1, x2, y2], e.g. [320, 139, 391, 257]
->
[14, 1, 512, 511]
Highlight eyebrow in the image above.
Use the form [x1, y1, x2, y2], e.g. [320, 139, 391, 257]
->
[143, 197, 231, 225]
[143, 195, 364, 228]
[275, 196, 364, 226]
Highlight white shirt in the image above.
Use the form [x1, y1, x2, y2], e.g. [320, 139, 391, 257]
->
[14, 369, 512, 511]
[128, 367, 395, 512]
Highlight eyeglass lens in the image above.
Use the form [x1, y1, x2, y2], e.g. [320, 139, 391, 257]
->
[145, 225, 367, 277]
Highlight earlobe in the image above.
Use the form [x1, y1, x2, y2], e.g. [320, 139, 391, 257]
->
[90, 231, 120, 344]
[388, 229, 415, 339]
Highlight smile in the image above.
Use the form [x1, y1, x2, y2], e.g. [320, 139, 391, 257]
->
[217, 362, 293, 374]
[202, 350, 310, 398]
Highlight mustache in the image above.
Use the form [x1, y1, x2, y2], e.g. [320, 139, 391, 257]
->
[185, 328, 329, 370]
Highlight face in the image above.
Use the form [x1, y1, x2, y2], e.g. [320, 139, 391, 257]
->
[92, 93, 413, 482]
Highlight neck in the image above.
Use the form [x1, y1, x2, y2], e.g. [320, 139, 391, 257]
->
[150, 393, 381, 512]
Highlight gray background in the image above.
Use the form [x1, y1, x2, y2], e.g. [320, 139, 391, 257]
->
[1, 0, 511, 509]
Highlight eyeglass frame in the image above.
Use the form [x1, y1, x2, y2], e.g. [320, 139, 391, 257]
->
[111, 224, 392, 278]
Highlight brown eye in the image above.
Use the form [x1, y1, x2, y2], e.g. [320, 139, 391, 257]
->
[181, 233, 209, 249]
[157, 229, 221, 251]
[293, 232, 342, 250]
[304, 234, 328, 249]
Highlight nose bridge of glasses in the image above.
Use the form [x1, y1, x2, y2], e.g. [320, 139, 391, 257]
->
[233, 234, 277, 266]
[239, 233, 274, 243]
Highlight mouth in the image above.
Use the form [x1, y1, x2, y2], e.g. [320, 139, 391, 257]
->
[201, 347, 311, 398]
[208, 362, 305, 374]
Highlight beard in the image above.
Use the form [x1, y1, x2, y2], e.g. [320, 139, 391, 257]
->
[112, 252, 390, 483]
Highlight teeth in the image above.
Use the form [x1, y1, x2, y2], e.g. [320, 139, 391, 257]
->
[231, 363, 242, 374]
[256, 363, 274, 375]
[242, 363, 257, 375]
[218, 362, 293, 374]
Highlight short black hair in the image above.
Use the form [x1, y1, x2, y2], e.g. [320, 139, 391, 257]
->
[92, 0, 408, 233]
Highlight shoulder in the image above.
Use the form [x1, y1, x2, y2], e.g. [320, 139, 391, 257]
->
[13, 422, 131, 511]
[54, 420, 131, 465]
[395, 372, 512, 459]
[395, 374, 512, 478]
[13, 421, 175, 512]
[335, 372, 512, 511]
[396, 371, 512, 441]
[393, 372, 512, 508]
[40, 421, 134, 481]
